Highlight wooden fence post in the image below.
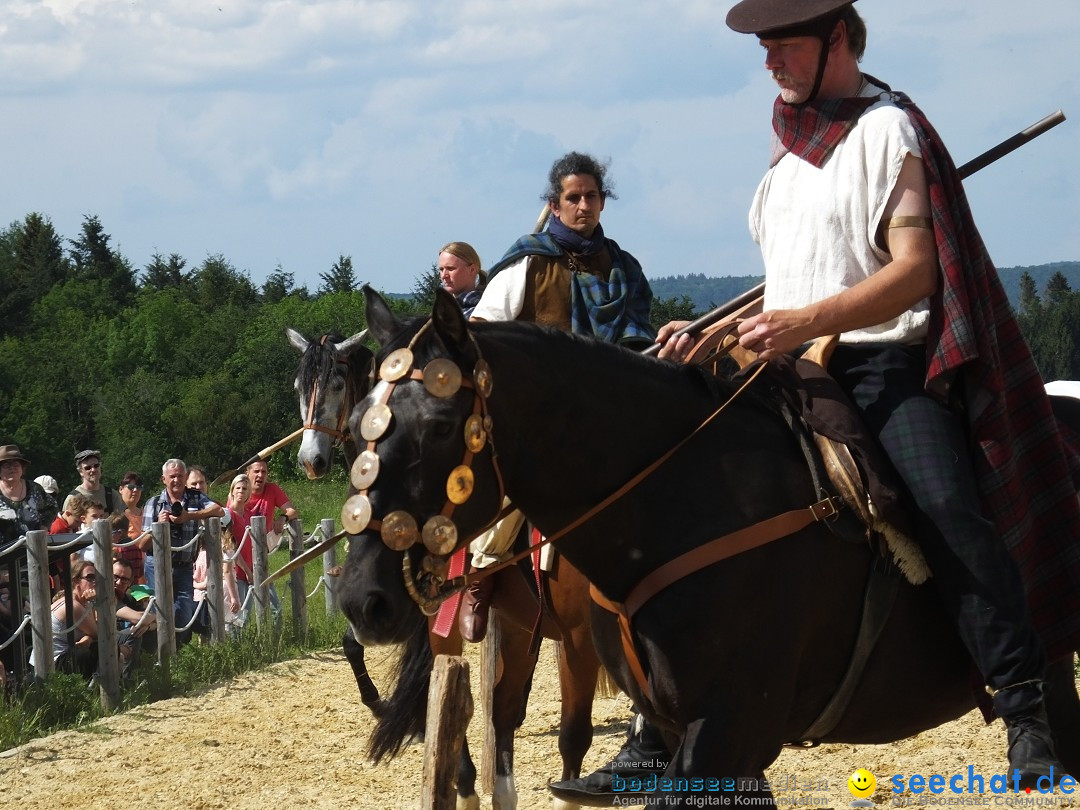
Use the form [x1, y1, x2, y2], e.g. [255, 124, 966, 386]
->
[287, 518, 307, 640]
[320, 518, 337, 616]
[25, 530, 53, 680]
[250, 515, 270, 632]
[151, 522, 176, 667]
[480, 618, 500, 795]
[420, 654, 473, 810]
[92, 518, 120, 711]
[205, 517, 227, 645]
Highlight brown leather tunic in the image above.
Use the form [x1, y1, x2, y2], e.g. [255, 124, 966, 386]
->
[518, 250, 613, 331]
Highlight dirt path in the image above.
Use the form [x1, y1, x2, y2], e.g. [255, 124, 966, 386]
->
[1, 642, 1074, 809]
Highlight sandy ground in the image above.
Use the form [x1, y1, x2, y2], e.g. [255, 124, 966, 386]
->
[1, 640, 1075, 810]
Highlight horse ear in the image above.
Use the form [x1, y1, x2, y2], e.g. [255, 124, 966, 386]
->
[363, 285, 401, 347]
[334, 330, 369, 356]
[432, 288, 470, 350]
[286, 328, 309, 354]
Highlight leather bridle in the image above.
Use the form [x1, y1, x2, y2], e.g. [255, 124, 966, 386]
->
[339, 320, 509, 614]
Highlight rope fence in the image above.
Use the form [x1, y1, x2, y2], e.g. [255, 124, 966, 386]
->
[0, 514, 343, 708]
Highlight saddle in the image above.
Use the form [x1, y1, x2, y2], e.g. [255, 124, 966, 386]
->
[689, 321, 929, 585]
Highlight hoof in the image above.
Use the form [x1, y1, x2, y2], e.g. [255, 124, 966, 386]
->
[456, 793, 480, 810]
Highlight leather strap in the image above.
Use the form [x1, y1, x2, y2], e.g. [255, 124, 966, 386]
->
[590, 495, 842, 702]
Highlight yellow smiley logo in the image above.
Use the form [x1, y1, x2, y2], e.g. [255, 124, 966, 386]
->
[848, 768, 876, 799]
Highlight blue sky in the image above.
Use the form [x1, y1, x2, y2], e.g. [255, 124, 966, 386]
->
[2, 0, 1077, 295]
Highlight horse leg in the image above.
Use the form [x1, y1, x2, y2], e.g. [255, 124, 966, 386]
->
[1046, 653, 1080, 777]
[490, 616, 539, 810]
[341, 630, 385, 716]
[456, 737, 480, 810]
[554, 629, 599, 781]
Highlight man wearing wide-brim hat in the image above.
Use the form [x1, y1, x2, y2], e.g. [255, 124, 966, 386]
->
[651, 0, 1077, 792]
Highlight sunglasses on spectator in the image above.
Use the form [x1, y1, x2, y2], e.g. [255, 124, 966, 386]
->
[79, 574, 97, 582]
[114, 574, 131, 583]
[81, 463, 101, 470]
[123, 484, 142, 491]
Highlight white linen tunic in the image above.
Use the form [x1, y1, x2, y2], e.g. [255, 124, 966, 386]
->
[749, 82, 930, 345]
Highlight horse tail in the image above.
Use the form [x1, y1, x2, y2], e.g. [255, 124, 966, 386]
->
[596, 664, 620, 699]
[367, 619, 432, 763]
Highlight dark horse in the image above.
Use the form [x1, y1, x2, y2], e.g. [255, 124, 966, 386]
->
[338, 288, 1080, 807]
[289, 326, 605, 810]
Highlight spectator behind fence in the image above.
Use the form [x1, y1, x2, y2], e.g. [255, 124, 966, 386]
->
[112, 557, 156, 655]
[50, 493, 89, 535]
[32, 475, 60, 522]
[225, 474, 257, 628]
[0, 444, 58, 552]
[245, 460, 294, 619]
[71, 501, 106, 566]
[186, 465, 209, 494]
[69, 449, 120, 513]
[117, 471, 147, 583]
[43, 559, 143, 682]
[142, 458, 224, 647]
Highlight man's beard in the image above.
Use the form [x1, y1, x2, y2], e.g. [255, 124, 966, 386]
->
[772, 71, 810, 104]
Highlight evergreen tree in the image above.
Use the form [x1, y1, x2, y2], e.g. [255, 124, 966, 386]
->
[319, 254, 358, 295]
[142, 252, 189, 290]
[263, 265, 297, 303]
[1018, 271, 1040, 318]
[1045, 271, 1071, 306]
[0, 213, 70, 335]
[650, 295, 698, 331]
[68, 214, 136, 306]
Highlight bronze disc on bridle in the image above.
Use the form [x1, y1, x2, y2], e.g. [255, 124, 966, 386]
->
[422, 515, 458, 556]
[350, 450, 380, 489]
[341, 493, 373, 534]
[422, 359, 462, 398]
[359, 402, 392, 441]
[474, 360, 494, 398]
[446, 465, 474, 505]
[379, 348, 414, 382]
[381, 510, 419, 551]
[464, 414, 486, 453]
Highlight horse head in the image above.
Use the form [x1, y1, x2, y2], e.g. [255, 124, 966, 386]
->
[337, 287, 505, 646]
[288, 327, 372, 480]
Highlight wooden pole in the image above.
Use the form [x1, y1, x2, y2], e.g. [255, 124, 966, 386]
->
[320, 518, 337, 616]
[93, 518, 120, 711]
[250, 515, 271, 632]
[420, 655, 473, 810]
[151, 522, 176, 666]
[480, 616, 499, 795]
[205, 517, 227, 645]
[288, 518, 308, 640]
[25, 531, 53, 680]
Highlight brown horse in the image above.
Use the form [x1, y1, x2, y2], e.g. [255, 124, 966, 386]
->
[288, 326, 605, 810]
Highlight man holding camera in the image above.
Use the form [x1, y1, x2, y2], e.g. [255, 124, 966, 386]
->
[142, 458, 224, 645]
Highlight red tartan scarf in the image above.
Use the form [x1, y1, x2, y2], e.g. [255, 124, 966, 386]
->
[772, 83, 1080, 657]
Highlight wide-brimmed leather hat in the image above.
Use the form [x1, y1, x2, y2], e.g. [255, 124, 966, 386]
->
[727, 0, 856, 36]
[0, 445, 30, 466]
